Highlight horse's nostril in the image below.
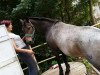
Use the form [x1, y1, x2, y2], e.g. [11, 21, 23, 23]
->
[26, 41, 33, 45]
[29, 41, 31, 43]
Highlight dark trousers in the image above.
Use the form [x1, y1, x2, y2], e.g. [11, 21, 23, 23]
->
[17, 46, 38, 75]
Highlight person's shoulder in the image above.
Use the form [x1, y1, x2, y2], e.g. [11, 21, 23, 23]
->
[8, 32, 17, 38]
[8, 32, 16, 36]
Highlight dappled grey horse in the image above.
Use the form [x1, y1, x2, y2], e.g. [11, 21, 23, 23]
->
[20, 17, 100, 75]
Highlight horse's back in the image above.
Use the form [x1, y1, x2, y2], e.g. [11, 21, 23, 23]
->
[78, 26, 100, 50]
[47, 22, 100, 57]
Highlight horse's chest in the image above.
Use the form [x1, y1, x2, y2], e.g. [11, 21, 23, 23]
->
[46, 33, 58, 49]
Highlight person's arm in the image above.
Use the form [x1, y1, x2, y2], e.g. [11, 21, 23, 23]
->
[12, 39, 34, 55]
[22, 36, 25, 41]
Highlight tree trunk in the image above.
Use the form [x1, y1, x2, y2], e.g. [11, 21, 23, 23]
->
[88, 0, 95, 25]
[64, 0, 71, 23]
[59, 0, 64, 21]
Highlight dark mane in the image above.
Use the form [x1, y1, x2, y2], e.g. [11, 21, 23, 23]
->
[29, 17, 60, 24]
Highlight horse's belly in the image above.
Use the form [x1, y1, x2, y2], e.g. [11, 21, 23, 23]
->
[68, 49, 83, 57]
[58, 41, 83, 57]
[62, 47, 83, 57]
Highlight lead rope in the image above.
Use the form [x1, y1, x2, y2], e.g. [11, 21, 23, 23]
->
[29, 45, 40, 71]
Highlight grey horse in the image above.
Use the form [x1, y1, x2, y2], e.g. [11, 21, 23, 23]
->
[20, 17, 100, 75]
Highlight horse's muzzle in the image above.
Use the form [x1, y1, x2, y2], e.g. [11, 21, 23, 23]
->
[26, 41, 34, 45]
[24, 37, 34, 45]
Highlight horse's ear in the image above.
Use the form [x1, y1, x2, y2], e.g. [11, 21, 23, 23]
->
[20, 19, 24, 25]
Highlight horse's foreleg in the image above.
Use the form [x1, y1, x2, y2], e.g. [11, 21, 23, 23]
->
[61, 52, 70, 75]
[52, 50, 64, 75]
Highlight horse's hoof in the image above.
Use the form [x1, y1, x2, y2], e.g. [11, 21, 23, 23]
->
[65, 70, 70, 75]
[59, 73, 63, 75]
[65, 72, 69, 75]
[59, 72, 64, 75]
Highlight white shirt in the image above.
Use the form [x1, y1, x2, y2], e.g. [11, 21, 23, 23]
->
[8, 33, 26, 48]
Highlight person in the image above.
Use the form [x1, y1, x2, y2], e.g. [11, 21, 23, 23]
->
[0, 20, 38, 75]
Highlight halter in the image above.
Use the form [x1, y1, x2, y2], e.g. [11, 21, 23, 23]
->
[24, 20, 35, 43]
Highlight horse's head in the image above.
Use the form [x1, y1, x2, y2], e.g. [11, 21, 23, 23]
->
[20, 19, 35, 44]
[20, 17, 59, 44]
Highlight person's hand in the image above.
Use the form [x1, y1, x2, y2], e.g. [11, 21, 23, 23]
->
[25, 49, 35, 55]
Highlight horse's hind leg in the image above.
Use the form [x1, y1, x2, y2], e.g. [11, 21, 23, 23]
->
[52, 49, 64, 75]
[61, 52, 70, 75]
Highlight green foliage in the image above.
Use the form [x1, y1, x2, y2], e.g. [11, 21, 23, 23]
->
[11, 0, 35, 19]
[82, 59, 91, 69]
[71, 0, 90, 25]
[34, 0, 59, 18]
[51, 60, 57, 65]
[0, 0, 20, 20]
[0, 11, 8, 20]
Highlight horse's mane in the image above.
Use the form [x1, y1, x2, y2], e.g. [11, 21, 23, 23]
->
[29, 17, 60, 24]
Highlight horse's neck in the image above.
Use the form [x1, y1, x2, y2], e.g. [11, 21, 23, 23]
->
[38, 22, 55, 36]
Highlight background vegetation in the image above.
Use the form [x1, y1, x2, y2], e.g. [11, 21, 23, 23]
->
[0, 0, 99, 73]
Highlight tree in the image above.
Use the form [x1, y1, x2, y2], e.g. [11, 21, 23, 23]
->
[11, 0, 35, 19]
[0, 0, 20, 20]
[89, 0, 95, 25]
